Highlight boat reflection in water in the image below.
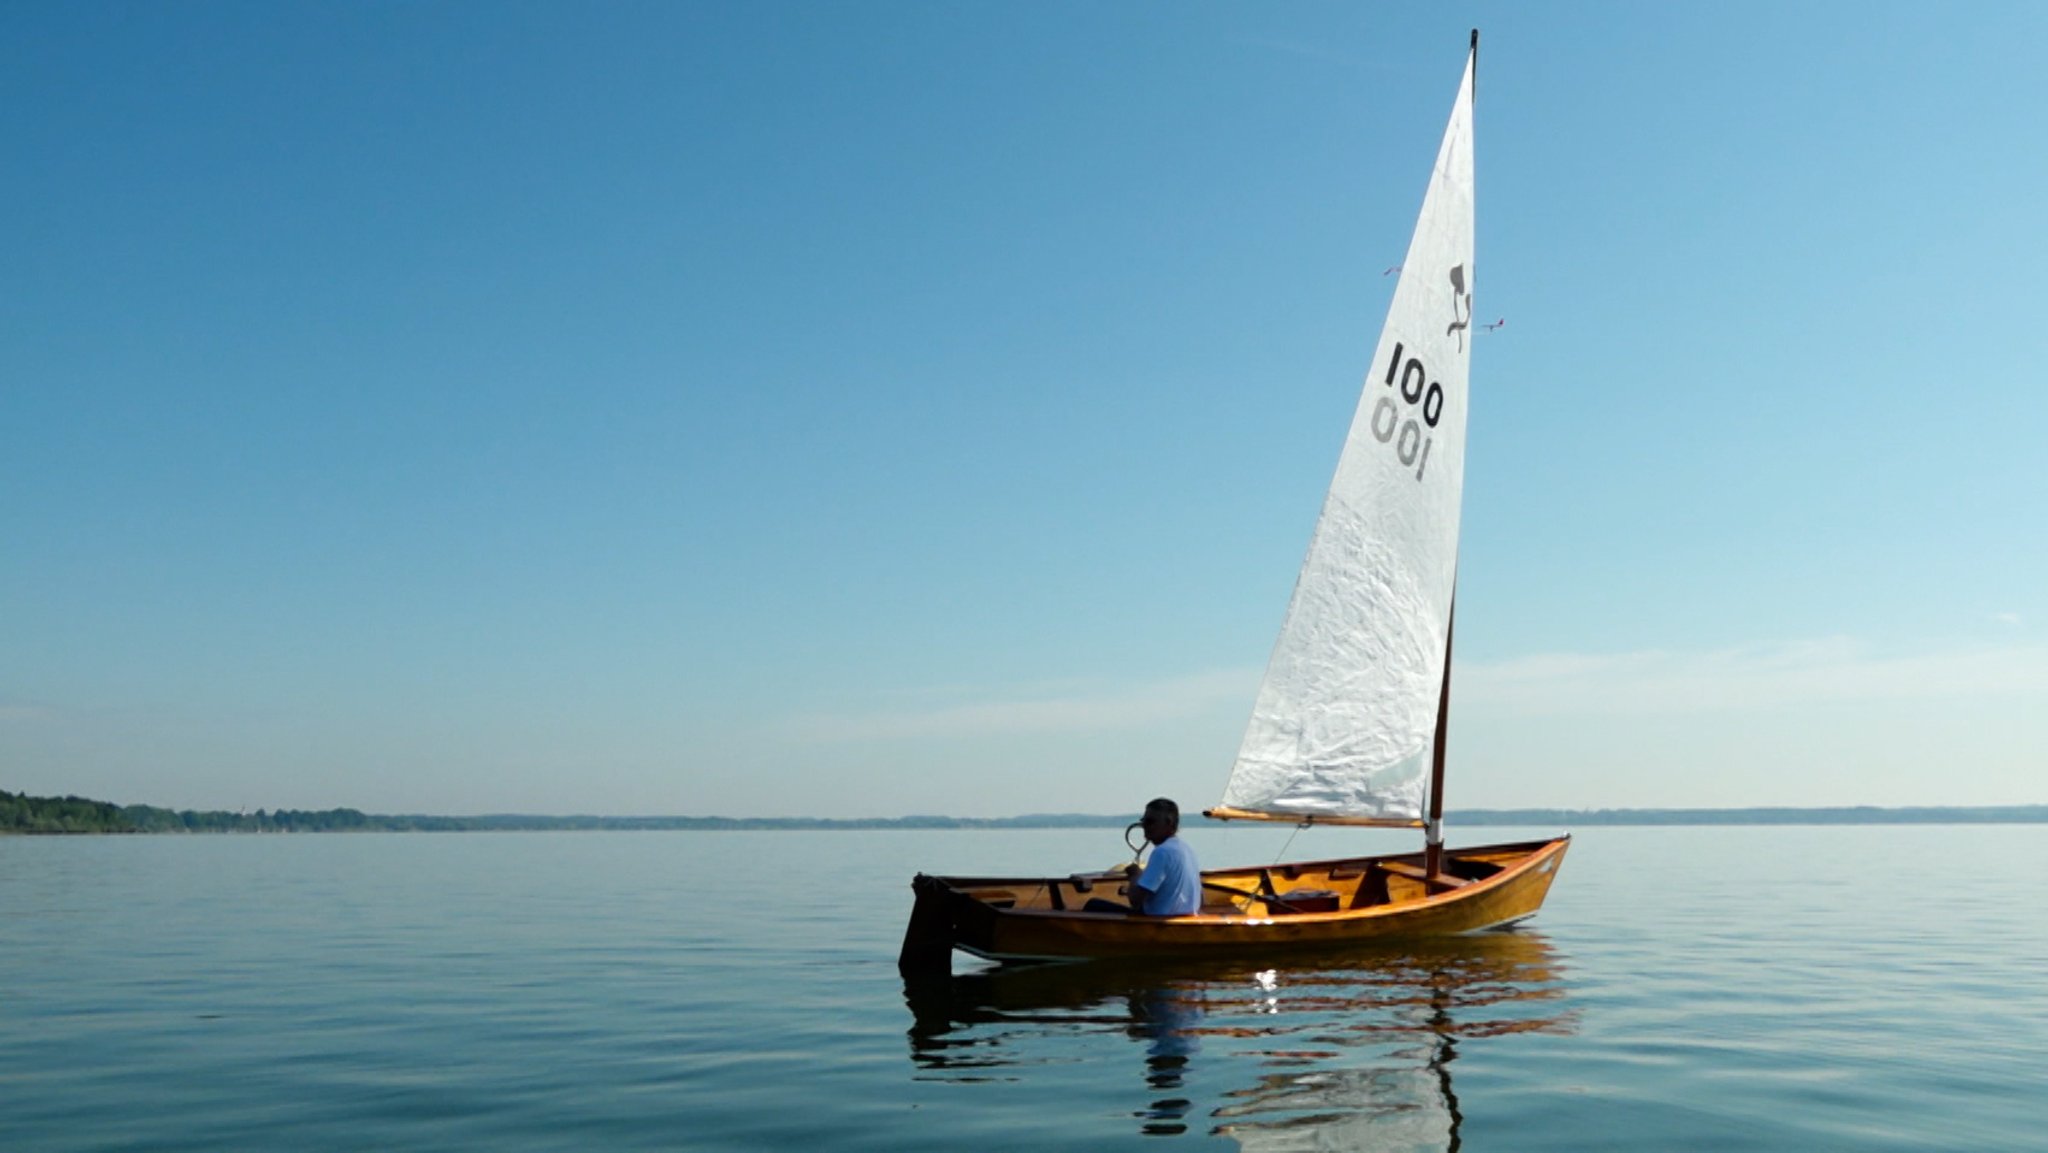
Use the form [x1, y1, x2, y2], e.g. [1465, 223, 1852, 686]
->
[903, 929, 1574, 1147]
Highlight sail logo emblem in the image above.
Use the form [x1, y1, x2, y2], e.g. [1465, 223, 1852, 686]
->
[1446, 264, 1472, 352]
[1373, 339, 1444, 482]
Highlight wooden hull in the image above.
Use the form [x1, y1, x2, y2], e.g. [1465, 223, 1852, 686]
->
[899, 836, 1568, 972]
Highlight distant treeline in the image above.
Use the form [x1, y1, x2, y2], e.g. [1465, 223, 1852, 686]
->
[1456, 805, 2048, 827]
[6, 787, 2046, 834]
[1, 789, 135, 834]
[1, 789, 458, 834]
[0, 791, 1130, 834]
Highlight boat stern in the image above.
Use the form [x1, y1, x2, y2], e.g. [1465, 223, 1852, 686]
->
[898, 873, 957, 975]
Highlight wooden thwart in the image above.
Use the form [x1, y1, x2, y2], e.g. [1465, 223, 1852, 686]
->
[1374, 859, 1470, 888]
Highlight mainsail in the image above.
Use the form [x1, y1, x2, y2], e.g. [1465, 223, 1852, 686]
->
[1217, 44, 1476, 825]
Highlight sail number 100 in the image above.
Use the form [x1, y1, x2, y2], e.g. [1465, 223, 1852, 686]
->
[1373, 341, 1443, 481]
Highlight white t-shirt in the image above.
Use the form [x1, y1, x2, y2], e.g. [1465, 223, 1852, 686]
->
[1135, 836, 1201, 916]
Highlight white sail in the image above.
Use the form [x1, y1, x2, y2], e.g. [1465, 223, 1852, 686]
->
[1219, 46, 1476, 823]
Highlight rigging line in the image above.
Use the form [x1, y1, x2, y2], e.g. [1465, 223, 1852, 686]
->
[1272, 819, 1312, 865]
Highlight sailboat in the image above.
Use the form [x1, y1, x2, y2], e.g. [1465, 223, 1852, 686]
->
[899, 32, 1567, 972]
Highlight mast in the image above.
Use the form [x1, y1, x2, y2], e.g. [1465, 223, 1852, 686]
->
[1423, 30, 1475, 888]
[1423, 601, 1453, 884]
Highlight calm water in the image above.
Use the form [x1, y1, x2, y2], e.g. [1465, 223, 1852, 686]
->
[3, 824, 2044, 1150]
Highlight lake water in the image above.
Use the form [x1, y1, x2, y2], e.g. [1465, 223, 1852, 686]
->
[3, 824, 2043, 1150]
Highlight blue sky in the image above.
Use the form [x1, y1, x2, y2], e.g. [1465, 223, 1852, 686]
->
[5, 2, 2045, 818]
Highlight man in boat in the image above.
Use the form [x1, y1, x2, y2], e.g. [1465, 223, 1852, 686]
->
[1124, 797, 1202, 916]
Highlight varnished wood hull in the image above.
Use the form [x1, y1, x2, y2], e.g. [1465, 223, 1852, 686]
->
[899, 836, 1568, 971]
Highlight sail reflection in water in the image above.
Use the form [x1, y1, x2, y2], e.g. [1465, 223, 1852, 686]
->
[903, 930, 1575, 1147]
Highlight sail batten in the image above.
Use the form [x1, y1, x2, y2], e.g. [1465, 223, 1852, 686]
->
[1218, 45, 1476, 824]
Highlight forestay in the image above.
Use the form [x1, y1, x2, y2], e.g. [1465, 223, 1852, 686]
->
[1218, 47, 1476, 824]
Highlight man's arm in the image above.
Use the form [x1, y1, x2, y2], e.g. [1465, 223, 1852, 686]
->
[1128, 857, 1167, 914]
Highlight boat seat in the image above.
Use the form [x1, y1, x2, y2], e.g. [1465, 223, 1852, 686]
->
[1374, 860, 1469, 888]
